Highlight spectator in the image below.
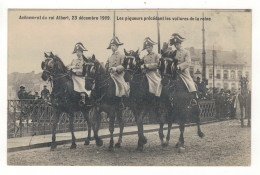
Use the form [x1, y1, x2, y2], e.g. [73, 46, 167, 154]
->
[41, 85, 50, 100]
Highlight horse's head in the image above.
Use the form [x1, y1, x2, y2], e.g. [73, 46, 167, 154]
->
[41, 52, 67, 82]
[83, 54, 105, 78]
[123, 49, 142, 72]
[159, 49, 178, 86]
[123, 49, 143, 82]
[83, 54, 106, 90]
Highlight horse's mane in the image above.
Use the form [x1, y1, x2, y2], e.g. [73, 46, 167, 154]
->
[53, 55, 67, 73]
[93, 58, 106, 75]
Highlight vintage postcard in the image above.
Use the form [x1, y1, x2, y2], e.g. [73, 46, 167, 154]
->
[7, 9, 251, 166]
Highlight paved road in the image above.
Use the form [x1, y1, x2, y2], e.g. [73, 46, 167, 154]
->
[7, 120, 250, 166]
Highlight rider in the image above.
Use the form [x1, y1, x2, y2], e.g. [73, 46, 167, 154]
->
[67, 42, 91, 105]
[141, 37, 162, 100]
[168, 33, 198, 102]
[105, 36, 130, 99]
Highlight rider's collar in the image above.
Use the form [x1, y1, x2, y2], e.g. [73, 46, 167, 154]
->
[77, 56, 83, 60]
[147, 51, 154, 55]
[112, 51, 119, 55]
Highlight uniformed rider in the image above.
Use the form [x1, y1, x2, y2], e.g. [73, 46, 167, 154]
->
[169, 33, 198, 101]
[67, 42, 91, 105]
[141, 37, 162, 98]
[105, 36, 130, 98]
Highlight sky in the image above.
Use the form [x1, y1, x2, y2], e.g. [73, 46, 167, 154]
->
[8, 9, 251, 74]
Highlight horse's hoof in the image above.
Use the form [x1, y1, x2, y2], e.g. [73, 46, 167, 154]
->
[178, 146, 185, 153]
[175, 142, 180, 148]
[108, 145, 114, 152]
[96, 139, 103, 147]
[115, 142, 121, 148]
[198, 131, 205, 138]
[50, 143, 57, 151]
[143, 136, 147, 145]
[84, 139, 90, 146]
[136, 146, 143, 152]
[70, 143, 77, 149]
[162, 142, 169, 147]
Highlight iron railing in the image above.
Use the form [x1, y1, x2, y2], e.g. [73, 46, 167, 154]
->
[7, 99, 215, 138]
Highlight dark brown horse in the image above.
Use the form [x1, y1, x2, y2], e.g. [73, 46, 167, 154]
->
[41, 53, 103, 150]
[85, 55, 126, 151]
[238, 76, 251, 127]
[158, 49, 204, 152]
[123, 49, 164, 151]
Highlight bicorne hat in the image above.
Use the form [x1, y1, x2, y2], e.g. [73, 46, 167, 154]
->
[107, 36, 124, 49]
[142, 37, 157, 50]
[20, 86, 25, 89]
[44, 52, 54, 58]
[72, 42, 88, 54]
[169, 33, 185, 46]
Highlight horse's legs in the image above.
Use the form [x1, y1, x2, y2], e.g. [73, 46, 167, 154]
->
[240, 105, 244, 127]
[89, 107, 103, 147]
[165, 122, 173, 145]
[68, 112, 77, 149]
[83, 110, 91, 145]
[176, 122, 185, 152]
[108, 111, 115, 151]
[50, 109, 60, 150]
[115, 110, 124, 148]
[196, 122, 205, 138]
[136, 108, 147, 151]
[159, 123, 165, 146]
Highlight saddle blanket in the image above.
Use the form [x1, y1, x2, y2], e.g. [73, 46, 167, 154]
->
[110, 72, 130, 97]
[145, 71, 162, 97]
[72, 75, 91, 96]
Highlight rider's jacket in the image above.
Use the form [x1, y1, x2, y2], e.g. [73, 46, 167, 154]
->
[168, 47, 197, 92]
[142, 51, 162, 97]
[105, 51, 125, 73]
[143, 51, 160, 70]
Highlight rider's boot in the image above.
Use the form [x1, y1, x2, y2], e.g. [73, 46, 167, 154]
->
[80, 93, 86, 105]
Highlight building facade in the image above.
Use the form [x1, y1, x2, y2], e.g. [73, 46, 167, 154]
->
[188, 47, 251, 92]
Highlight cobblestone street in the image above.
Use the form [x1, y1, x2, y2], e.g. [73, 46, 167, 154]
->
[7, 120, 250, 166]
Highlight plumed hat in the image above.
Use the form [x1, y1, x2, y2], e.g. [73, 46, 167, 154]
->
[169, 33, 185, 46]
[44, 52, 54, 58]
[72, 42, 88, 54]
[107, 36, 124, 49]
[142, 37, 157, 50]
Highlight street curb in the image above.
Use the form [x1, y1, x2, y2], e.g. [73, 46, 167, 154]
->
[8, 119, 226, 152]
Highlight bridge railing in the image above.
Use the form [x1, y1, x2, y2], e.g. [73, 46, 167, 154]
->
[7, 99, 215, 138]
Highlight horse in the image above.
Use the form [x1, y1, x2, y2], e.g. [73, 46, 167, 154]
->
[41, 53, 103, 150]
[158, 49, 205, 152]
[85, 55, 126, 151]
[123, 49, 163, 151]
[238, 76, 251, 127]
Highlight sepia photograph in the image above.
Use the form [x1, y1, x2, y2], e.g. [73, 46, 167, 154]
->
[6, 8, 252, 166]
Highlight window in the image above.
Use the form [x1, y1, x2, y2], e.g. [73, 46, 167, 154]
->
[231, 83, 236, 91]
[238, 71, 242, 79]
[223, 70, 228, 79]
[216, 83, 221, 89]
[246, 72, 249, 79]
[216, 70, 221, 79]
[231, 70, 235, 79]
[208, 83, 212, 88]
[209, 69, 213, 79]
[224, 83, 229, 90]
